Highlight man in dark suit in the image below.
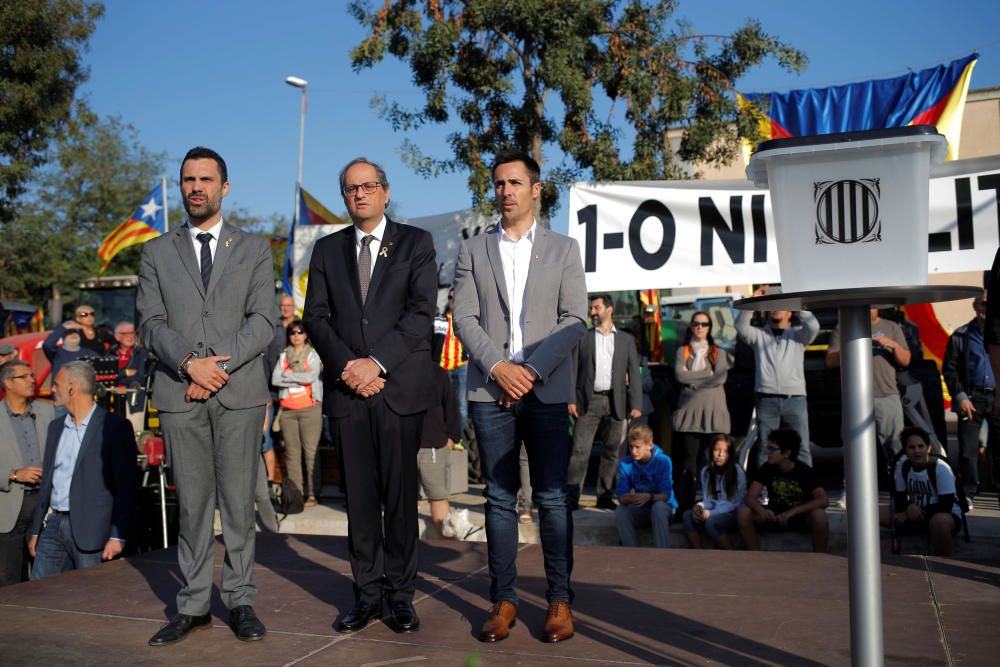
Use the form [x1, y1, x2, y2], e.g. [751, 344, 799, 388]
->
[566, 294, 642, 510]
[304, 157, 436, 634]
[453, 150, 588, 643]
[139, 147, 274, 645]
[0, 360, 52, 586]
[28, 362, 135, 578]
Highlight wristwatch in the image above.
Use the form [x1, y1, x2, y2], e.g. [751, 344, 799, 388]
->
[178, 351, 199, 378]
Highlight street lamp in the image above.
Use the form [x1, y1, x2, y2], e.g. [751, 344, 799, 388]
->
[285, 75, 308, 224]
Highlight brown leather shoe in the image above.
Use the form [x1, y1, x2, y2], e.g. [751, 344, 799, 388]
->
[542, 601, 574, 643]
[479, 601, 517, 642]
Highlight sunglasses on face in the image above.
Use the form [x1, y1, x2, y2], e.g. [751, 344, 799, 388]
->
[289, 329, 306, 335]
[691, 321, 710, 328]
[78, 311, 95, 317]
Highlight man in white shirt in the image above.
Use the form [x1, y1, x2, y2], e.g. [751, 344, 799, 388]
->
[454, 150, 588, 644]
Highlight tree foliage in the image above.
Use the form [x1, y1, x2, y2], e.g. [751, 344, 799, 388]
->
[0, 0, 104, 226]
[350, 0, 805, 217]
[0, 113, 166, 303]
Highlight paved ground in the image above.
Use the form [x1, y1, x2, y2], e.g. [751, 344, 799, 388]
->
[1, 534, 997, 666]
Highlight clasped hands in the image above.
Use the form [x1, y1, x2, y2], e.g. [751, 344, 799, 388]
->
[492, 361, 537, 408]
[341, 358, 384, 398]
[184, 355, 231, 402]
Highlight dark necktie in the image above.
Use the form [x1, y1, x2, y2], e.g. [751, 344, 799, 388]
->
[197, 232, 213, 290]
[358, 234, 375, 303]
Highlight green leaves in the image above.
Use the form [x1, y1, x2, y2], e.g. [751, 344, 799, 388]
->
[350, 0, 807, 218]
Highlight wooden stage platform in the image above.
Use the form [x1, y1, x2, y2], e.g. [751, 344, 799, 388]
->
[0, 534, 996, 666]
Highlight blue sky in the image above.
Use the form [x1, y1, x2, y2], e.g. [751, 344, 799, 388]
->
[80, 1, 1000, 235]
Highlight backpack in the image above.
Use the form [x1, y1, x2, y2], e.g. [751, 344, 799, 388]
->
[271, 478, 305, 516]
[898, 455, 970, 542]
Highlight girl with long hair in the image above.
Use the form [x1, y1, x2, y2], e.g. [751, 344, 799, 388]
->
[682, 434, 746, 549]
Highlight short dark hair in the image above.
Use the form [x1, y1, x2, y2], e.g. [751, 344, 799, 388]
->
[767, 427, 801, 459]
[181, 147, 228, 183]
[590, 294, 613, 309]
[900, 426, 931, 449]
[0, 360, 30, 385]
[490, 149, 540, 184]
[339, 157, 389, 194]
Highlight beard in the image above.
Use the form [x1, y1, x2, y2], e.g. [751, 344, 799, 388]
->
[183, 192, 222, 221]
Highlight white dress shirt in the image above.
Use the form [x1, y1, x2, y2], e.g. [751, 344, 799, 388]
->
[186, 217, 224, 269]
[497, 220, 535, 364]
[593, 325, 616, 392]
[354, 216, 387, 280]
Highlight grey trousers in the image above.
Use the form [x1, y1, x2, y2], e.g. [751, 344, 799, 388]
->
[160, 397, 265, 615]
[567, 394, 627, 502]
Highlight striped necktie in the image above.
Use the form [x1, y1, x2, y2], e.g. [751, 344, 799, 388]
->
[358, 234, 375, 302]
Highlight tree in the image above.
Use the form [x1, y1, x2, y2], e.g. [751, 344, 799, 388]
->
[0, 113, 166, 304]
[0, 0, 104, 226]
[350, 0, 805, 217]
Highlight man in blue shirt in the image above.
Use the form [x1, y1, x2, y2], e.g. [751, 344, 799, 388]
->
[615, 424, 677, 548]
[29, 361, 136, 578]
[943, 291, 997, 504]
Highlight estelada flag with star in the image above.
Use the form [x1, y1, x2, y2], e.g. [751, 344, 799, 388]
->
[97, 181, 168, 274]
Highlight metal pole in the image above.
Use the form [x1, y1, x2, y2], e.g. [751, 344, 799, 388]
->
[159, 466, 169, 549]
[839, 305, 884, 667]
[292, 85, 306, 225]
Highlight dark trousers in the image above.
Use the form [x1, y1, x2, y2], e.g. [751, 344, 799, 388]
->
[471, 392, 573, 605]
[334, 397, 423, 605]
[954, 388, 1000, 496]
[566, 393, 627, 505]
[0, 492, 37, 586]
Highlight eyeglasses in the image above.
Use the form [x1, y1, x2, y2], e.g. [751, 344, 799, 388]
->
[343, 181, 382, 196]
[691, 321, 710, 328]
[117, 330, 135, 335]
[289, 329, 306, 335]
[766, 446, 781, 453]
[77, 311, 95, 317]
[12, 373, 34, 381]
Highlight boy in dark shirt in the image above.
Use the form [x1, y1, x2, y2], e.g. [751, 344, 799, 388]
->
[880, 426, 961, 556]
[738, 428, 829, 552]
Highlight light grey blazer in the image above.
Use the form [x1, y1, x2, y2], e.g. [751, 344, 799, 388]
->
[137, 222, 275, 413]
[0, 399, 53, 532]
[453, 223, 588, 404]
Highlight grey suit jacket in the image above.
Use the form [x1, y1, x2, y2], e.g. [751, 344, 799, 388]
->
[136, 222, 275, 413]
[0, 399, 53, 532]
[453, 223, 588, 404]
[571, 328, 642, 421]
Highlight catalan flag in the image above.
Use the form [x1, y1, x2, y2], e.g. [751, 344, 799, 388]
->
[740, 53, 978, 161]
[97, 182, 167, 274]
[282, 186, 344, 295]
[639, 289, 663, 362]
[5, 307, 44, 336]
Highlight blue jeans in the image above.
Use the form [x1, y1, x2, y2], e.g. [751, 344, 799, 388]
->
[30, 512, 104, 580]
[447, 365, 469, 433]
[681, 508, 738, 544]
[261, 402, 276, 453]
[616, 501, 672, 548]
[755, 394, 812, 467]
[470, 392, 573, 604]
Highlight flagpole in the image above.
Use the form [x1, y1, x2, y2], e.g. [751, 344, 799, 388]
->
[162, 176, 169, 231]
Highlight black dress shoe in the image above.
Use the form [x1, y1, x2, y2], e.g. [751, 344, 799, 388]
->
[228, 605, 266, 641]
[335, 599, 383, 632]
[389, 600, 420, 633]
[595, 496, 617, 510]
[148, 613, 212, 646]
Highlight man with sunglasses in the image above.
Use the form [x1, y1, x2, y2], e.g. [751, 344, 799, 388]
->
[304, 157, 437, 634]
[0, 360, 52, 586]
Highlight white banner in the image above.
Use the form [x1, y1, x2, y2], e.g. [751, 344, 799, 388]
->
[568, 155, 1000, 292]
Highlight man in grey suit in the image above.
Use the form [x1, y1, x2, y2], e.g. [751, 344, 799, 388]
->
[0, 360, 52, 586]
[453, 150, 588, 644]
[566, 294, 642, 510]
[138, 147, 274, 646]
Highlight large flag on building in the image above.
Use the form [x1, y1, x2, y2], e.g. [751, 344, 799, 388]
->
[740, 53, 978, 161]
[282, 187, 345, 295]
[97, 182, 167, 273]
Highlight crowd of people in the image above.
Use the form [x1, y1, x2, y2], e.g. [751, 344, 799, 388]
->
[1, 144, 995, 651]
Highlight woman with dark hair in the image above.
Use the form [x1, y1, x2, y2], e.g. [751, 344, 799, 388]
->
[271, 318, 324, 507]
[682, 435, 745, 549]
[671, 311, 731, 510]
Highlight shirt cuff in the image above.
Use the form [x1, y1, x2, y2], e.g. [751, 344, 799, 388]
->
[368, 355, 387, 375]
[488, 360, 503, 382]
[524, 364, 540, 381]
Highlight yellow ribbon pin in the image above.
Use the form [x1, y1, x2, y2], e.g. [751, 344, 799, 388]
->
[225, 237, 232, 248]
[379, 247, 389, 258]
